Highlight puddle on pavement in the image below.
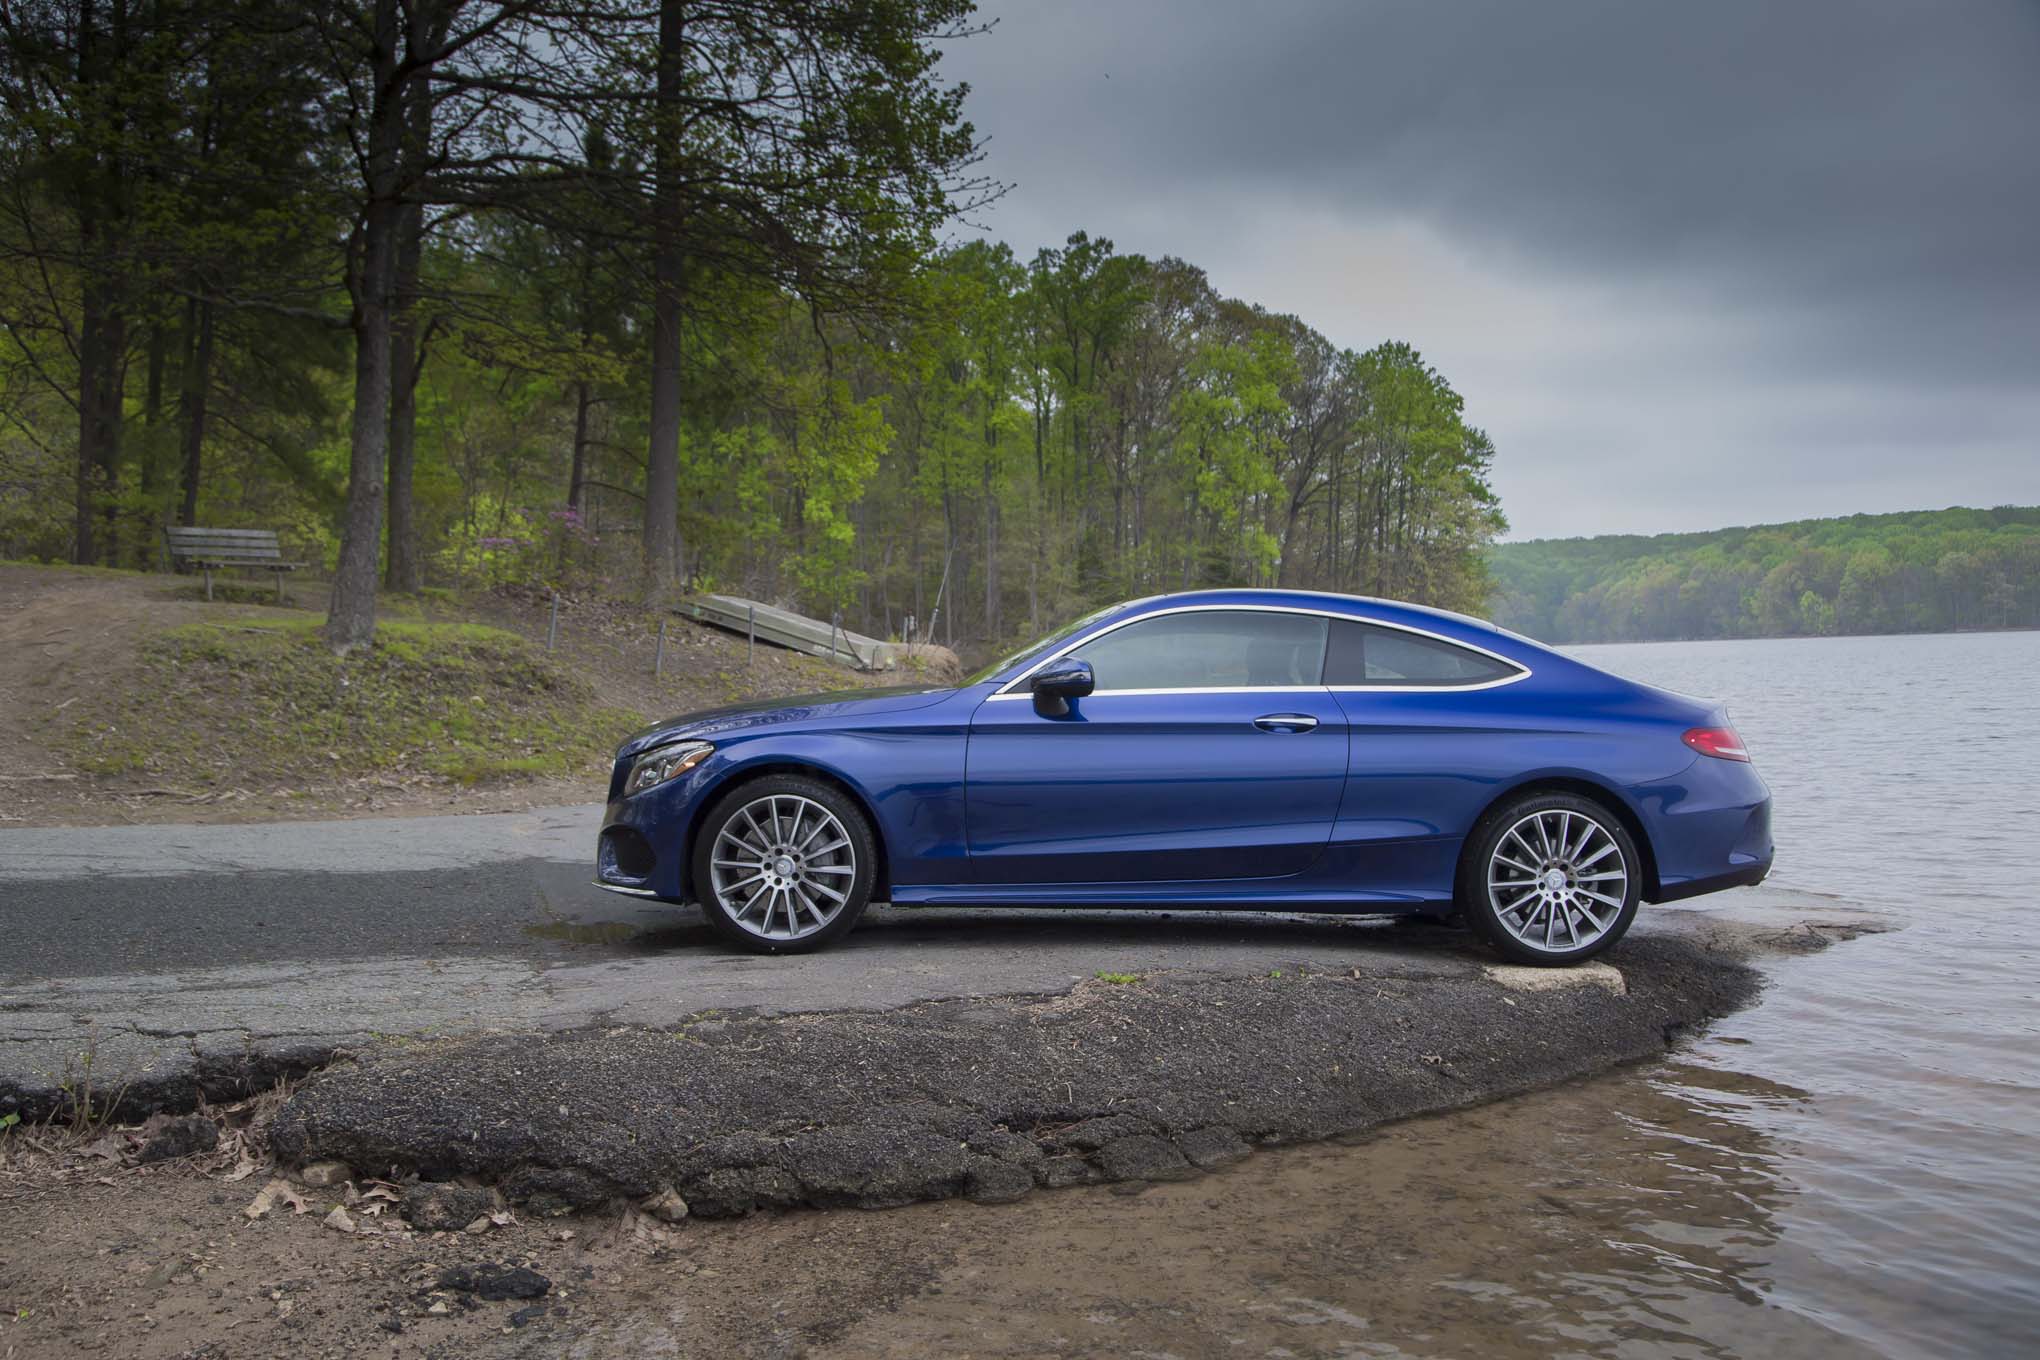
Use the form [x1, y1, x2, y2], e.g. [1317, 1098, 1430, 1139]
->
[523, 918, 699, 949]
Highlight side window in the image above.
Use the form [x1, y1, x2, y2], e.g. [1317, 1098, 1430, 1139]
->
[1070, 610, 1329, 691]
[1323, 620, 1522, 687]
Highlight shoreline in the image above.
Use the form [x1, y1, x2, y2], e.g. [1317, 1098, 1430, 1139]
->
[0, 914, 1884, 1358]
[266, 923, 1849, 1217]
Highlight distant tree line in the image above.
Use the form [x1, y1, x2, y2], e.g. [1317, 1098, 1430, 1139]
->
[0, 1, 1508, 656]
[1490, 506, 2040, 643]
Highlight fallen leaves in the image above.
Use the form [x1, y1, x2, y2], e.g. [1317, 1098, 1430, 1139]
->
[79, 1132, 128, 1162]
[244, 1178, 310, 1219]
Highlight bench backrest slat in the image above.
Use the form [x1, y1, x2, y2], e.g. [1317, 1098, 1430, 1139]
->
[166, 527, 279, 540]
[165, 527, 286, 562]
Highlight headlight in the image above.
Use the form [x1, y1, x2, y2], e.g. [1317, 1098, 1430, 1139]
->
[624, 740, 713, 796]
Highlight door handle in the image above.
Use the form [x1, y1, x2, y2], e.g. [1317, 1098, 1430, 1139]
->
[1253, 713, 1319, 733]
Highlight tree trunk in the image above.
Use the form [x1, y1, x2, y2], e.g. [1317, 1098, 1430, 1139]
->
[177, 300, 213, 527]
[326, 0, 404, 653]
[384, 199, 425, 592]
[74, 272, 125, 565]
[70, 0, 124, 566]
[564, 373, 593, 589]
[383, 6, 438, 596]
[568, 379, 592, 512]
[641, 0, 687, 604]
[136, 323, 166, 567]
[983, 485, 999, 643]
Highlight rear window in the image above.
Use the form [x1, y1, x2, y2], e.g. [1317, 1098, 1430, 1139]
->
[1324, 619, 1522, 687]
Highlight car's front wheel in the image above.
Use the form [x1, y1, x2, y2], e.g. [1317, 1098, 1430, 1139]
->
[690, 774, 876, 953]
[1460, 792, 1640, 966]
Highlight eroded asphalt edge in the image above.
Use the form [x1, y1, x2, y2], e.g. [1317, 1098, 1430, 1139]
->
[2, 805, 1887, 1212]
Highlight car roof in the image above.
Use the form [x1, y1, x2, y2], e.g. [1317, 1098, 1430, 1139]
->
[1119, 588, 1516, 641]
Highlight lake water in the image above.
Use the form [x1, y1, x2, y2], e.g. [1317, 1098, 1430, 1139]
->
[1540, 630, 2040, 1357]
[823, 631, 2040, 1360]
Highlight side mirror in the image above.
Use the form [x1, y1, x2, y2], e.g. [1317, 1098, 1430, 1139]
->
[1030, 658, 1094, 718]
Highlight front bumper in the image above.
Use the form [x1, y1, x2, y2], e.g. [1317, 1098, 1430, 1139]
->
[593, 763, 719, 902]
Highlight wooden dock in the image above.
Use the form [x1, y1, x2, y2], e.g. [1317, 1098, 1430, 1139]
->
[681, 594, 897, 671]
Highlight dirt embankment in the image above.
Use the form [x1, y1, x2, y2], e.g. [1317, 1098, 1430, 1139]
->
[0, 565, 945, 827]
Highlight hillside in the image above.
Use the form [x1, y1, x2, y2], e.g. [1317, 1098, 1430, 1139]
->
[0, 565, 945, 827]
[1488, 505, 2040, 643]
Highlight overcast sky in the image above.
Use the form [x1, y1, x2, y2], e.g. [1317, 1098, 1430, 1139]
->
[940, 1, 2040, 541]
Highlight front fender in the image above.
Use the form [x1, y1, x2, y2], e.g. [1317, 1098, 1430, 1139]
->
[674, 724, 970, 900]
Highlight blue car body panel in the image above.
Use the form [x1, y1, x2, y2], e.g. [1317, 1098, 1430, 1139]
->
[964, 689, 1349, 883]
[596, 589, 1773, 913]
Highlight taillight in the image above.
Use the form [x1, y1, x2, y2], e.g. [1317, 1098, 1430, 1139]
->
[1683, 725, 1750, 762]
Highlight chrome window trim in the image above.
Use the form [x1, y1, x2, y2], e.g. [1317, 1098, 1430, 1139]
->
[986, 602, 1532, 700]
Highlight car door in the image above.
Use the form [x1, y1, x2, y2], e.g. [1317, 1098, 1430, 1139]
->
[964, 608, 1348, 884]
[1321, 617, 1535, 896]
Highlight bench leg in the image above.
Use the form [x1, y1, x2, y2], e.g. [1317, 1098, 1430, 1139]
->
[204, 566, 213, 602]
[275, 570, 285, 605]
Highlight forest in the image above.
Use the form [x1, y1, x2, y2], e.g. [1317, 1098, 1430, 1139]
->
[1489, 505, 2040, 643]
[0, 0, 1506, 658]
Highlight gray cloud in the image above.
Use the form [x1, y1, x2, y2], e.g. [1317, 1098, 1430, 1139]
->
[942, 1, 2040, 537]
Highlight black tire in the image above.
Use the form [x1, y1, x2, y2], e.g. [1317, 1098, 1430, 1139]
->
[1457, 791, 1641, 966]
[689, 773, 877, 954]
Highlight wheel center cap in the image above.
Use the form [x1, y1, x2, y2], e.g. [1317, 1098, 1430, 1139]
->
[1542, 868, 1569, 893]
[774, 855, 797, 878]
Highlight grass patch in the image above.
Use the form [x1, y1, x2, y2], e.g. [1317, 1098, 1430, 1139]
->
[64, 613, 633, 790]
[0, 558, 143, 578]
[1094, 971, 1142, 985]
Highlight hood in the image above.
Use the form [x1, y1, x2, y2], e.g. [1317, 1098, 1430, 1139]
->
[616, 683, 957, 757]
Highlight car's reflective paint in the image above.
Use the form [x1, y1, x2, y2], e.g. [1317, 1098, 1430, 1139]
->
[597, 588, 1772, 914]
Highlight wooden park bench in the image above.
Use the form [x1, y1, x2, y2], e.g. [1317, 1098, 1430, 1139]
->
[163, 526, 305, 603]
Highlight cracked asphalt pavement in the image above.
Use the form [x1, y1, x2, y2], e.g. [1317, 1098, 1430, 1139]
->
[0, 804, 1872, 1122]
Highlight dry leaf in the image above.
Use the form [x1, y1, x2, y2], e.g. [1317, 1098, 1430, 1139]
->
[81, 1133, 127, 1162]
[322, 1205, 356, 1234]
[224, 1156, 262, 1183]
[245, 1178, 310, 1219]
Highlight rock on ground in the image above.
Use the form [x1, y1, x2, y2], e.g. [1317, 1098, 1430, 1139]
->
[402, 1182, 495, 1232]
[268, 935, 1759, 1216]
[436, 1263, 551, 1302]
[135, 1114, 218, 1163]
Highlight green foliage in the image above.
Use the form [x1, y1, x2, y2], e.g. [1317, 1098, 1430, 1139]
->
[1491, 506, 2040, 641]
[0, 4, 1509, 659]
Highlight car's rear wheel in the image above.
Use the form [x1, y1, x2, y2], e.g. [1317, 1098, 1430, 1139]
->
[690, 774, 876, 953]
[1460, 792, 1639, 966]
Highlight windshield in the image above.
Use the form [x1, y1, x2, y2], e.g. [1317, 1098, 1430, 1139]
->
[962, 603, 1124, 686]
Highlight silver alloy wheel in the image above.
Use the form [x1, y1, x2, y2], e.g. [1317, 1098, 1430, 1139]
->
[1486, 808, 1630, 954]
[708, 793, 857, 942]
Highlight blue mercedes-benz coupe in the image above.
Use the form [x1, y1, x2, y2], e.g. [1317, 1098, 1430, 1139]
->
[595, 589, 1772, 964]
